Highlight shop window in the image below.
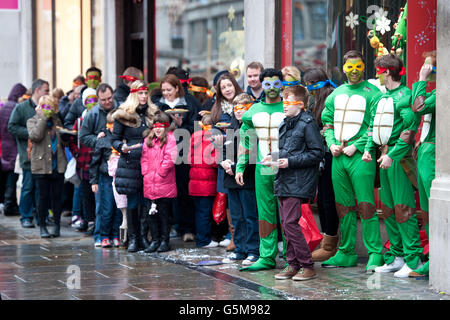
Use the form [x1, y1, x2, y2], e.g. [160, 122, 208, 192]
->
[154, 0, 245, 84]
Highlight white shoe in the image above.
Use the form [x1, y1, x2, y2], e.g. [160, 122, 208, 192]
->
[375, 257, 405, 273]
[219, 239, 231, 247]
[394, 260, 423, 278]
[202, 241, 219, 248]
[242, 255, 258, 266]
[222, 252, 245, 264]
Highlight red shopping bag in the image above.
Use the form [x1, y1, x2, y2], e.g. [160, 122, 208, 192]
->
[383, 230, 429, 256]
[212, 192, 227, 224]
[298, 203, 323, 251]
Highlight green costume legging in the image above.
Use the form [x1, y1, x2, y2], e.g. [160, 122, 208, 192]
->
[240, 165, 282, 271]
[324, 151, 384, 268]
[379, 158, 423, 269]
[414, 142, 435, 275]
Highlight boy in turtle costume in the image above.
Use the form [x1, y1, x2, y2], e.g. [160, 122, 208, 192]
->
[408, 52, 436, 278]
[362, 54, 423, 278]
[235, 68, 285, 271]
[321, 50, 384, 271]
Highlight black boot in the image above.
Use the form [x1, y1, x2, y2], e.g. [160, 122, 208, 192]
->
[50, 211, 61, 238]
[145, 213, 160, 253]
[157, 203, 171, 253]
[139, 206, 150, 250]
[157, 240, 170, 252]
[145, 241, 161, 253]
[40, 225, 51, 238]
[126, 208, 140, 252]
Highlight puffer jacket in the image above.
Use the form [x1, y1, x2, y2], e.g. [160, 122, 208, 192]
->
[274, 110, 324, 200]
[141, 132, 178, 200]
[111, 104, 154, 195]
[188, 130, 217, 197]
[0, 83, 27, 170]
[26, 114, 68, 175]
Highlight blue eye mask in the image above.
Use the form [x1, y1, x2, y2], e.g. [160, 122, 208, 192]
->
[262, 79, 283, 90]
[306, 80, 337, 91]
[282, 80, 301, 87]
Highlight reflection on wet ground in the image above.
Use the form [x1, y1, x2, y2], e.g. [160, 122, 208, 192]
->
[0, 214, 447, 300]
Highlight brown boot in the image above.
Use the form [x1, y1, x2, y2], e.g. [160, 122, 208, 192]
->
[225, 209, 236, 252]
[311, 234, 338, 262]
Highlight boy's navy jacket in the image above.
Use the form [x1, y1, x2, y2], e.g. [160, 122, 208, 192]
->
[89, 130, 113, 185]
[274, 110, 324, 199]
[222, 115, 255, 190]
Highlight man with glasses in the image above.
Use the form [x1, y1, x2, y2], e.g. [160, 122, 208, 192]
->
[235, 68, 285, 271]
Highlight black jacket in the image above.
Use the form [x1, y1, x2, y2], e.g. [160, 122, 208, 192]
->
[89, 130, 113, 185]
[64, 94, 85, 129]
[111, 104, 153, 195]
[114, 82, 130, 107]
[222, 115, 255, 189]
[274, 110, 324, 199]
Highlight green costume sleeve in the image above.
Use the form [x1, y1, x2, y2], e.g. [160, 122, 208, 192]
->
[321, 93, 339, 148]
[412, 81, 436, 116]
[387, 94, 418, 161]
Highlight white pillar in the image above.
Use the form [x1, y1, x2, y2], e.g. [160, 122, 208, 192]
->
[429, 0, 450, 294]
[244, 0, 276, 69]
[103, 0, 116, 86]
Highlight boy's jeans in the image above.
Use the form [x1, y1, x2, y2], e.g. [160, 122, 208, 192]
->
[98, 173, 122, 240]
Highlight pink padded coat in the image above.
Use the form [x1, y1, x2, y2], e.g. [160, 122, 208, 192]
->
[141, 132, 178, 200]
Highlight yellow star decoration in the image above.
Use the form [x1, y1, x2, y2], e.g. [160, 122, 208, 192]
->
[228, 5, 235, 22]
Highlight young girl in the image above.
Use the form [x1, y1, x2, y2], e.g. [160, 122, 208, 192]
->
[189, 114, 218, 248]
[141, 110, 178, 253]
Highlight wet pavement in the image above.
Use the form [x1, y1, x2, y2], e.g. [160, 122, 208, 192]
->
[0, 213, 448, 301]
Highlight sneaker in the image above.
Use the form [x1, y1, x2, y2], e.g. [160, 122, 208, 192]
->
[222, 252, 245, 264]
[375, 257, 405, 273]
[219, 239, 231, 247]
[170, 229, 181, 239]
[292, 268, 317, 281]
[395, 261, 422, 278]
[242, 255, 258, 266]
[71, 215, 81, 227]
[201, 241, 219, 248]
[274, 265, 299, 280]
[101, 239, 112, 248]
[113, 238, 120, 248]
[86, 222, 95, 235]
[94, 240, 102, 247]
[183, 233, 195, 242]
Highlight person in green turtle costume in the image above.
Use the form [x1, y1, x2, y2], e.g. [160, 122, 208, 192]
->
[408, 52, 436, 278]
[321, 50, 385, 271]
[363, 54, 423, 278]
[235, 68, 285, 271]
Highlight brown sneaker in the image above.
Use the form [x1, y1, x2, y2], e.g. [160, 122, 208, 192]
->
[274, 266, 299, 280]
[292, 268, 317, 281]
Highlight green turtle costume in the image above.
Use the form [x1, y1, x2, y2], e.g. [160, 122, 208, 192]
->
[365, 84, 423, 271]
[410, 80, 436, 276]
[236, 99, 285, 271]
[321, 80, 385, 270]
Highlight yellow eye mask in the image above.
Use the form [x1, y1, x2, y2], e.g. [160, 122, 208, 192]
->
[343, 61, 365, 73]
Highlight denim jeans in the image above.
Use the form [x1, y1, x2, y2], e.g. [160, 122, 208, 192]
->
[72, 184, 82, 217]
[19, 169, 38, 223]
[227, 188, 260, 257]
[98, 173, 122, 240]
[193, 196, 215, 247]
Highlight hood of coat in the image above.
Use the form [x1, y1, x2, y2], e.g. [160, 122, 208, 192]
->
[8, 83, 27, 103]
[112, 106, 154, 133]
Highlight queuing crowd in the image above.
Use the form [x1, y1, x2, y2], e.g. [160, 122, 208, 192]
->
[0, 49, 435, 281]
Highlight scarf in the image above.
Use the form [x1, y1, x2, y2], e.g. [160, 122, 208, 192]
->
[221, 100, 234, 115]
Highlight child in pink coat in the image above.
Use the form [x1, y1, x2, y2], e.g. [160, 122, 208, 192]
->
[141, 111, 178, 253]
